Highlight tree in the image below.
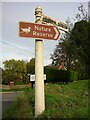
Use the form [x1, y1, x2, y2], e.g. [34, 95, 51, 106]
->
[51, 20, 89, 79]
[70, 20, 89, 79]
[0, 67, 2, 84]
[50, 42, 66, 66]
[26, 58, 35, 74]
[2, 59, 27, 84]
[75, 3, 88, 21]
[50, 4, 89, 79]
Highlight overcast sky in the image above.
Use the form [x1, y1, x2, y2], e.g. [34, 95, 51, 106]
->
[0, 0, 88, 67]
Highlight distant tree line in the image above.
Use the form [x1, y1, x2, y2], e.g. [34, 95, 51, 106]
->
[2, 58, 35, 84]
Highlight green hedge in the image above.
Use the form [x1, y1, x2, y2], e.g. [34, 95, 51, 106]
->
[45, 67, 78, 83]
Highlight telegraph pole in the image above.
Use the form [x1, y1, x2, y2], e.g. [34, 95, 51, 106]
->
[35, 6, 45, 116]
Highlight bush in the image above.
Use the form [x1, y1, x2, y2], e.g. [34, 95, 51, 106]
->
[67, 70, 78, 82]
[14, 81, 24, 85]
[45, 67, 78, 83]
[2, 79, 9, 85]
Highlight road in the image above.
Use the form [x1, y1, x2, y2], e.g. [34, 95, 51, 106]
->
[1, 92, 23, 112]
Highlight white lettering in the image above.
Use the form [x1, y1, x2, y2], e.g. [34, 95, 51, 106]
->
[33, 31, 36, 36]
[33, 31, 53, 38]
[34, 25, 51, 32]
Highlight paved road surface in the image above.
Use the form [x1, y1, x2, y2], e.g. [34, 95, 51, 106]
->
[2, 92, 23, 112]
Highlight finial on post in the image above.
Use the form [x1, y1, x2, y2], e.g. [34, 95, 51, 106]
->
[35, 6, 42, 17]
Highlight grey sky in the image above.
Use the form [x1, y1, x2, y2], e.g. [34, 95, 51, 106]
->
[1, 1, 88, 67]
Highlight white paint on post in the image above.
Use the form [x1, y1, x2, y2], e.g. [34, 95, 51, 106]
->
[35, 6, 45, 117]
[35, 40, 45, 116]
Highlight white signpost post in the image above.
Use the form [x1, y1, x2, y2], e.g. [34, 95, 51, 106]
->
[34, 6, 45, 117]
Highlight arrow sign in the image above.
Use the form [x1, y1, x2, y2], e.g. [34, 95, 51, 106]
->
[19, 22, 60, 40]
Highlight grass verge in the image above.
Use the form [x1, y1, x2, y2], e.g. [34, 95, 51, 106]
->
[2, 87, 29, 92]
[2, 80, 89, 119]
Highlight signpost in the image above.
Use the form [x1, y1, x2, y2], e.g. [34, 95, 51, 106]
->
[34, 6, 45, 117]
[19, 5, 68, 117]
[42, 15, 68, 33]
[19, 22, 60, 40]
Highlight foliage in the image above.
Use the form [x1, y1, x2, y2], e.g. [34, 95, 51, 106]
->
[14, 81, 24, 85]
[2, 89, 34, 118]
[2, 80, 89, 118]
[2, 87, 29, 92]
[67, 70, 79, 82]
[26, 58, 35, 74]
[0, 67, 2, 83]
[70, 20, 89, 79]
[2, 58, 36, 84]
[2, 59, 27, 84]
[42, 80, 88, 118]
[50, 42, 66, 66]
[50, 4, 89, 79]
[45, 67, 78, 83]
[75, 3, 88, 22]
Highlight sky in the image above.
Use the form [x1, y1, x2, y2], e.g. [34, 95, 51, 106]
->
[0, 0, 88, 68]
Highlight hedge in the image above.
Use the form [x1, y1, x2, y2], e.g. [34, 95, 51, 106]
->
[44, 67, 78, 83]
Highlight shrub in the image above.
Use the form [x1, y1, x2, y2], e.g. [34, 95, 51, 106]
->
[2, 79, 9, 85]
[14, 81, 24, 85]
[45, 67, 78, 83]
[67, 70, 78, 82]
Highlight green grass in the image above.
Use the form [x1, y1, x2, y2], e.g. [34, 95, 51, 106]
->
[2, 80, 89, 119]
[42, 80, 89, 118]
[1, 84, 31, 92]
[2, 87, 29, 92]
